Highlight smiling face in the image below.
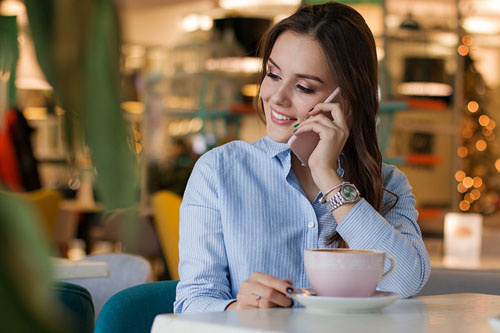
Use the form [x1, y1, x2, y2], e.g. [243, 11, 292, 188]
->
[259, 31, 338, 143]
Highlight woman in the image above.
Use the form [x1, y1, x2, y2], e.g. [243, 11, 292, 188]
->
[174, 2, 430, 312]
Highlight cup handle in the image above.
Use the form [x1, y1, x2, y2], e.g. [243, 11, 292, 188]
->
[382, 254, 397, 280]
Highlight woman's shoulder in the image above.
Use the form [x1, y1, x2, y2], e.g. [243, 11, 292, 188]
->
[195, 138, 269, 170]
[205, 138, 269, 161]
[380, 163, 415, 212]
[381, 163, 411, 191]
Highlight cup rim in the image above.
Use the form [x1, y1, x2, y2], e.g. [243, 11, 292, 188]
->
[305, 248, 386, 255]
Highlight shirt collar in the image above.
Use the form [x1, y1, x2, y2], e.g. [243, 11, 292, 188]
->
[261, 136, 290, 159]
[259, 136, 344, 178]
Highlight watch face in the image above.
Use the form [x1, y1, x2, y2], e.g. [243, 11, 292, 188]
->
[341, 184, 359, 201]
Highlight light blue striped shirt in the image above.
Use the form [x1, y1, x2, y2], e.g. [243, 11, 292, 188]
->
[174, 136, 430, 313]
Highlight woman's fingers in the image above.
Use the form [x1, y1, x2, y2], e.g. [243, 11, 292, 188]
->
[292, 113, 349, 171]
[309, 102, 348, 130]
[295, 103, 349, 141]
[249, 272, 295, 296]
[283, 278, 294, 287]
[294, 119, 347, 142]
[235, 290, 258, 309]
[238, 273, 293, 308]
[299, 113, 337, 130]
[252, 282, 292, 308]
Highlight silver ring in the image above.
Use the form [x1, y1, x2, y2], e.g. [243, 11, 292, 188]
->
[254, 295, 261, 300]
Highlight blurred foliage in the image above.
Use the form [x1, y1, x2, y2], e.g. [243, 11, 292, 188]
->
[25, 0, 137, 211]
[0, 15, 17, 107]
[0, 0, 138, 330]
[0, 192, 63, 332]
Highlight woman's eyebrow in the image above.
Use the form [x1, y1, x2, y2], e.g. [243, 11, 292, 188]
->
[296, 73, 324, 84]
[268, 57, 280, 70]
[268, 57, 324, 84]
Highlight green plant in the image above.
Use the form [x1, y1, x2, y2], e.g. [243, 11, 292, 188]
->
[0, 0, 138, 329]
[25, 0, 137, 211]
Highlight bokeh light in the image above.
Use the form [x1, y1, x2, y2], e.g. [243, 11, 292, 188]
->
[457, 183, 468, 193]
[486, 119, 496, 130]
[457, 146, 468, 158]
[455, 170, 466, 182]
[467, 101, 479, 113]
[476, 139, 487, 151]
[470, 189, 481, 200]
[473, 177, 483, 188]
[479, 115, 490, 127]
[459, 200, 470, 211]
[462, 35, 473, 45]
[463, 177, 474, 188]
[458, 45, 469, 56]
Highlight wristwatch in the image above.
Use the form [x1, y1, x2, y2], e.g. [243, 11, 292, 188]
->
[326, 183, 360, 212]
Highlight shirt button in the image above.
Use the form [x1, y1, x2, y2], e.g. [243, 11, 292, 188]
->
[307, 222, 315, 229]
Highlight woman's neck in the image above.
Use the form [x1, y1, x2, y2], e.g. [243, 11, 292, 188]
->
[291, 155, 319, 202]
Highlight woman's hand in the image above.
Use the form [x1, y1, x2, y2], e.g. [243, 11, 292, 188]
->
[292, 102, 348, 191]
[225, 272, 294, 310]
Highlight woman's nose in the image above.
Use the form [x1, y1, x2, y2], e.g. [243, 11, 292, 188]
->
[269, 85, 292, 107]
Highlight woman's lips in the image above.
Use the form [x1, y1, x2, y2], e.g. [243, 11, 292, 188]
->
[270, 107, 296, 125]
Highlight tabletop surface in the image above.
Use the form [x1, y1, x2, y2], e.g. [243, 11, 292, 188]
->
[59, 199, 104, 213]
[52, 258, 109, 280]
[431, 255, 500, 270]
[152, 293, 500, 333]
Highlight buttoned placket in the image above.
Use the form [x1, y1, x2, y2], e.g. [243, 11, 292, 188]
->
[278, 152, 320, 250]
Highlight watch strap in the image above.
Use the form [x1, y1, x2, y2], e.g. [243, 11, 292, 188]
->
[326, 183, 360, 212]
[327, 190, 345, 212]
[319, 181, 348, 203]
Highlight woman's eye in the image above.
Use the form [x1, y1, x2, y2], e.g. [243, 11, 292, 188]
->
[297, 85, 315, 94]
[266, 72, 280, 81]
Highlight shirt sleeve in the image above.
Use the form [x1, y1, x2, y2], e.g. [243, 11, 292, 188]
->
[173, 149, 235, 313]
[335, 165, 431, 298]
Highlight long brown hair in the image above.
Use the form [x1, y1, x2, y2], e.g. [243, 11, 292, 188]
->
[257, 2, 386, 244]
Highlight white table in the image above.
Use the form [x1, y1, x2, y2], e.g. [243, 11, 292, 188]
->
[52, 258, 109, 279]
[152, 294, 500, 333]
[431, 255, 500, 270]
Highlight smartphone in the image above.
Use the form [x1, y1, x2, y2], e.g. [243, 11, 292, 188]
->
[287, 87, 341, 166]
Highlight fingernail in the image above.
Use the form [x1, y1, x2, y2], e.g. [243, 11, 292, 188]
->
[286, 287, 294, 294]
[308, 108, 314, 112]
[293, 123, 300, 128]
[293, 129, 297, 133]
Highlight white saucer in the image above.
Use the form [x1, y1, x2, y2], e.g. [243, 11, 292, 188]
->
[292, 290, 400, 314]
[490, 316, 500, 332]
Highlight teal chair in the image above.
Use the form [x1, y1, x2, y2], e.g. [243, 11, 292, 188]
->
[94, 280, 178, 333]
[54, 281, 95, 333]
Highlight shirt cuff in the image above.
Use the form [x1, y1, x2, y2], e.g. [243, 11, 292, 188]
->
[204, 298, 237, 312]
[336, 199, 393, 249]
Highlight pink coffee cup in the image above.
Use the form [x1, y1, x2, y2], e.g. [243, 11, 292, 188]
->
[304, 249, 396, 297]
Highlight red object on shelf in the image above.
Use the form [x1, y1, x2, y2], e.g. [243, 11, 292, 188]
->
[229, 103, 256, 115]
[406, 154, 442, 166]
[407, 98, 447, 110]
[417, 208, 442, 220]
[0, 110, 24, 191]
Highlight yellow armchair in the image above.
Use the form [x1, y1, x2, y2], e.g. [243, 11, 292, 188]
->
[151, 190, 182, 280]
[17, 189, 62, 240]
